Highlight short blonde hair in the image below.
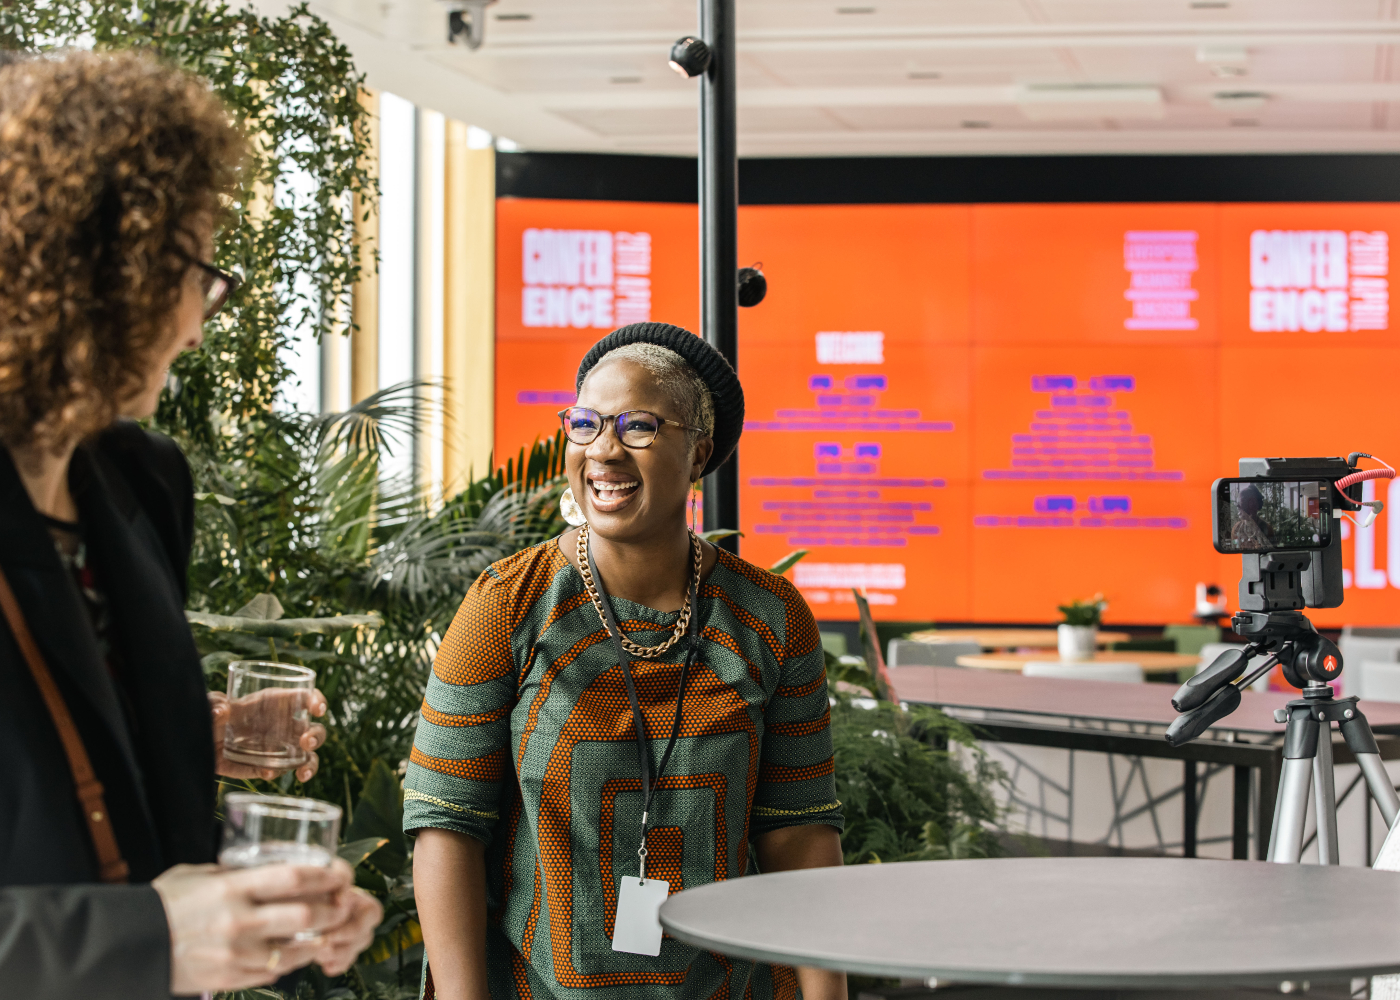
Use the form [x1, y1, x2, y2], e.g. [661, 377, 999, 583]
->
[593, 342, 715, 444]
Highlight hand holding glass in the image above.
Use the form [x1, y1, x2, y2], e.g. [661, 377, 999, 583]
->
[220, 793, 343, 941]
[223, 661, 316, 770]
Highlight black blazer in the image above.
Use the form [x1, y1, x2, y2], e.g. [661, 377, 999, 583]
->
[0, 422, 213, 998]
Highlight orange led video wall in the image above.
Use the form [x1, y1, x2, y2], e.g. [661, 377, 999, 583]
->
[496, 197, 1400, 626]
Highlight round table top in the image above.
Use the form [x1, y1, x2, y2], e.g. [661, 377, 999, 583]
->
[907, 628, 1132, 649]
[955, 650, 1199, 674]
[658, 858, 1400, 988]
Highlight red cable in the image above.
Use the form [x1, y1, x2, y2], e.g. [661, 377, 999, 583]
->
[1336, 467, 1396, 491]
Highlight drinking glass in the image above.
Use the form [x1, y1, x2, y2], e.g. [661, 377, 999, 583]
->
[218, 793, 341, 870]
[219, 793, 342, 941]
[223, 660, 316, 769]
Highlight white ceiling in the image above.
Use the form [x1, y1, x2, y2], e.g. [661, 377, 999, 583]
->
[252, 0, 1400, 156]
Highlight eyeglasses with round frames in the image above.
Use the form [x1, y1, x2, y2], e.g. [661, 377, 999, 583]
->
[558, 406, 697, 449]
[194, 260, 243, 320]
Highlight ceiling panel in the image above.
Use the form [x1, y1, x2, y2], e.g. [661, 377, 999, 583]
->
[261, 0, 1400, 156]
[553, 106, 698, 137]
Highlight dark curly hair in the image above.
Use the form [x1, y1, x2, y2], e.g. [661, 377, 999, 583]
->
[0, 49, 243, 448]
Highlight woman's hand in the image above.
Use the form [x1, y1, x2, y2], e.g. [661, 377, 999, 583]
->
[210, 689, 328, 783]
[154, 859, 378, 994]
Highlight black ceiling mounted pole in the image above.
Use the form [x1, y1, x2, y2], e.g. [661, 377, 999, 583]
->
[698, 0, 740, 553]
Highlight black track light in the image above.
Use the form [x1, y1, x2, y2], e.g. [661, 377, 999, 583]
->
[668, 36, 712, 78]
[737, 263, 767, 307]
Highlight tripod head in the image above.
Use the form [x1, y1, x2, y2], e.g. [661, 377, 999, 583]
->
[1165, 610, 1342, 746]
[1165, 452, 1390, 748]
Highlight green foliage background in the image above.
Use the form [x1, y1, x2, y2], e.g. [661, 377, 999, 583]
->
[2, 5, 1008, 996]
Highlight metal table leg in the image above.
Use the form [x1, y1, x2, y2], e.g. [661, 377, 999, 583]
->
[1183, 760, 1197, 857]
[1232, 765, 1250, 859]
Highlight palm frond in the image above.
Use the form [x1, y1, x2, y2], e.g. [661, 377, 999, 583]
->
[364, 479, 563, 611]
[313, 380, 431, 461]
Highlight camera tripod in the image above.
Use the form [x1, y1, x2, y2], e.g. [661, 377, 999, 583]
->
[1168, 610, 1400, 864]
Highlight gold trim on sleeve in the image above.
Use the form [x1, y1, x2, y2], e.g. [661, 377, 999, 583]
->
[404, 787, 499, 821]
[752, 800, 842, 817]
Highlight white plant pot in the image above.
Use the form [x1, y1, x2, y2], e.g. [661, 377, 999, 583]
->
[1058, 624, 1097, 662]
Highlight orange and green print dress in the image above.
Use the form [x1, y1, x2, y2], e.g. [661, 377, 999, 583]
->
[403, 540, 843, 1000]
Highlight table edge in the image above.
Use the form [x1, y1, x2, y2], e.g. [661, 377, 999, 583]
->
[659, 859, 1400, 986]
[658, 918, 1400, 988]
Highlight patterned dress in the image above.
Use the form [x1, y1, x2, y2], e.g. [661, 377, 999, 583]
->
[403, 540, 842, 1000]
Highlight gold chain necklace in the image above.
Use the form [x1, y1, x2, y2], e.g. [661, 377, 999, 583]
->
[578, 523, 703, 659]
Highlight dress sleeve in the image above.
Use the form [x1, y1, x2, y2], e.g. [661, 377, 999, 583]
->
[751, 591, 844, 838]
[403, 569, 516, 845]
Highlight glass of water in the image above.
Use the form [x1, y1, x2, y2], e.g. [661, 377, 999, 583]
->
[219, 793, 341, 869]
[220, 793, 342, 939]
[223, 661, 316, 770]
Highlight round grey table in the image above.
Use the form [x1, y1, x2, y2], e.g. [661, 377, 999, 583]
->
[658, 858, 1400, 990]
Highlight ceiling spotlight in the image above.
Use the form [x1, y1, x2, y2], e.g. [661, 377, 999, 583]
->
[446, 0, 497, 49]
[669, 36, 712, 78]
[738, 263, 767, 308]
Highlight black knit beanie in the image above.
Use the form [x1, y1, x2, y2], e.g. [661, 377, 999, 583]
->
[575, 322, 743, 478]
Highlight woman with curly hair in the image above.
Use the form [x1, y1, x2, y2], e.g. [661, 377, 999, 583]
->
[0, 50, 379, 997]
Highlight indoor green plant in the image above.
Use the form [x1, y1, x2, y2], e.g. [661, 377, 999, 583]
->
[1057, 593, 1108, 661]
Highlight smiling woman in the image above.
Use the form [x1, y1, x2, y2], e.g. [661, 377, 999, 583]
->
[407, 323, 847, 1000]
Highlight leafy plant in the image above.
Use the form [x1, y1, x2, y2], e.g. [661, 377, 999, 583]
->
[830, 695, 1007, 865]
[1058, 593, 1108, 627]
[191, 387, 568, 796]
[823, 651, 1007, 863]
[768, 548, 809, 577]
[342, 760, 418, 983]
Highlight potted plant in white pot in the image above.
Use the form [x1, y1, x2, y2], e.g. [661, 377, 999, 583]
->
[1057, 594, 1108, 661]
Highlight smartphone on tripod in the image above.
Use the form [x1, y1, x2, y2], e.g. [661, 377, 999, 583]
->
[1170, 455, 1400, 865]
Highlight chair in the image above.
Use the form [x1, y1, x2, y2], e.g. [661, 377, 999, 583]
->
[1359, 660, 1400, 703]
[1339, 627, 1400, 699]
[886, 639, 980, 668]
[1022, 661, 1144, 684]
[1163, 623, 1221, 657]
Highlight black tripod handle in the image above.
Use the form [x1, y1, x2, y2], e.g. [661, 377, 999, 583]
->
[1166, 682, 1242, 747]
[1172, 646, 1249, 712]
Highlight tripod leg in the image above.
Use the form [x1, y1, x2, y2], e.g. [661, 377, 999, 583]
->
[1269, 757, 1315, 863]
[1340, 707, 1400, 827]
[1312, 723, 1340, 865]
[1358, 754, 1400, 827]
[1270, 705, 1320, 864]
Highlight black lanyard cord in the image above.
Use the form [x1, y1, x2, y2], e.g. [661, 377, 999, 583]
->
[586, 539, 700, 876]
